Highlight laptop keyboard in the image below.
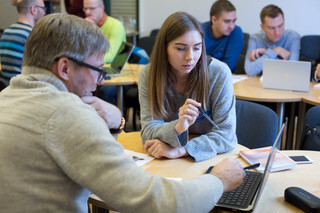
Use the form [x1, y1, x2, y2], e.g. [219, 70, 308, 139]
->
[217, 171, 263, 209]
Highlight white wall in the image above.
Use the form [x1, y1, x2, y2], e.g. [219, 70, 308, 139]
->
[1, 0, 319, 38]
[0, 1, 18, 30]
[139, 0, 320, 37]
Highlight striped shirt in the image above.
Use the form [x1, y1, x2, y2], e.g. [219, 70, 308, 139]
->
[0, 22, 32, 80]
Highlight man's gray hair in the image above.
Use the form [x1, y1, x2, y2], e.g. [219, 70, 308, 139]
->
[17, 0, 37, 14]
[97, 0, 104, 6]
[23, 13, 109, 70]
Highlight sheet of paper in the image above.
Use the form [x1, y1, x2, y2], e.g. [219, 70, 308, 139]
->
[124, 149, 154, 167]
[165, 177, 182, 181]
[232, 75, 248, 84]
[313, 83, 320, 89]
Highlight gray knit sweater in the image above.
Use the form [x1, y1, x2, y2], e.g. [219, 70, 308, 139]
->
[0, 66, 223, 213]
[138, 58, 237, 162]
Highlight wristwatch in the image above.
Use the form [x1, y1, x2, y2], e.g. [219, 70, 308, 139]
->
[110, 117, 125, 134]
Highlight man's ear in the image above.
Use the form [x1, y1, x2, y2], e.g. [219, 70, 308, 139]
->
[29, 5, 36, 15]
[211, 16, 217, 24]
[260, 23, 264, 31]
[56, 58, 71, 81]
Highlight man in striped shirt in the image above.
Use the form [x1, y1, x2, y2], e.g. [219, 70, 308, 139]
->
[0, 0, 46, 81]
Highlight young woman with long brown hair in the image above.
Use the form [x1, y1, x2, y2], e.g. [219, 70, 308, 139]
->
[138, 11, 237, 162]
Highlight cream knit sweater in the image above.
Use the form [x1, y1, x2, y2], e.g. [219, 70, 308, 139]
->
[0, 66, 223, 212]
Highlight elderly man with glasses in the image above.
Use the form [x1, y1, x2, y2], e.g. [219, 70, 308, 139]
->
[0, 0, 46, 81]
[83, 0, 126, 64]
[0, 13, 245, 212]
[82, 0, 127, 106]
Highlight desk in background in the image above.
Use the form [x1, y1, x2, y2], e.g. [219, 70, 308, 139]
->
[233, 75, 303, 135]
[103, 64, 143, 113]
[233, 75, 320, 150]
[89, 131, 320, 213]
[302, 82, 320, 105]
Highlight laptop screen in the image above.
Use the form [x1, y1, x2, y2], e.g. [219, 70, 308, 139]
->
[252, 123, 285, 211]
[262, 59, 311, 92]
[111, 42, 134, 72]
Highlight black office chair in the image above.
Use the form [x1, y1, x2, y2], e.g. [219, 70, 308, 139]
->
[236, 100, 279, 149]
[123, 85, 140, 131]
[137, 28, 160, 57]
[150, 29, 160, 37]
[300, 106, 320, 151]
[235, 32, 250, 74]
[0, 74, 9, 92]
[300, 35, 320, 61]
[0, 29, 4, 38]
[137, 36, 156, 56]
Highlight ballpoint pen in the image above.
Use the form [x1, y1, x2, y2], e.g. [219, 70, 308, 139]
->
[204, 163, 260, 174]
[243, 163, 260, 170]
[197, 106, 220, 130]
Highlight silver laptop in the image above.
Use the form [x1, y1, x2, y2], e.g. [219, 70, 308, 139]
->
[215, 123, 285, 212]
[263, 59, 311, 92]
[104, 42, 134, 78]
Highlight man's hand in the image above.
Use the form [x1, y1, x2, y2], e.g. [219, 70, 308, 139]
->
[210, 158, 245, 192]
[273, 47, 290, 60]
[249, 48, 266, 61]
[85, 16, 96, 24]
[175, 99, 200, 135]
[81, 96, 122, 129]
[144, 139, 188, 159]
[316, 64, 320, 79]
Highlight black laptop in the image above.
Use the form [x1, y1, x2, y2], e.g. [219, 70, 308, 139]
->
[215, 123, 285, 212]
[104, 42, 134, 77]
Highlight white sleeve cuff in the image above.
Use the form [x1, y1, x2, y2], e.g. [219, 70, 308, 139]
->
[314, 70, 319, 81]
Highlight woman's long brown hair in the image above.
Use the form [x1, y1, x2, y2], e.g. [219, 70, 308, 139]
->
[148, 12, 209, 120]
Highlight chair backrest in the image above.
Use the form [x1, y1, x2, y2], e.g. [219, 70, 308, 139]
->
[304, 106, 320, 128]
[235, 32, 250, 74]
[300, 35, 320, 61]
[0, 29, 4, 39]
[300, 106, 320, 150]
[0, 78, 9, 91]
[236, 100, 279, 149]
[136, 29, 160, 57]
[137, 36, 156, 56]
[150, 29, 160, 37]
[241, 32, 250, 55]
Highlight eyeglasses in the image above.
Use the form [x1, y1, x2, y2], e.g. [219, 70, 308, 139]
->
[56, 57, 107, 83]
[82, 6, 101, 12]
[34, 5, 47, 11]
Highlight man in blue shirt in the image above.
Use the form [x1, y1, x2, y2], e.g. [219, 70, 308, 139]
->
[245, 4, 300, 76]
[202, 0, 243, 73]
[0, 0, 46, 81]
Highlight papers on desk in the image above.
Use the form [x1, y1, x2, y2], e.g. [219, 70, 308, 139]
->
[124, 149, 154, 167]
[313, 83, 320, 89]
[232, 75, 247, 84]
[239, 147, 296, 172]
[165, 177, 182, 182]
[124, 150, 182, 181]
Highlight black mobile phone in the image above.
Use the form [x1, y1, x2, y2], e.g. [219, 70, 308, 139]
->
[289, 155, 313, 164]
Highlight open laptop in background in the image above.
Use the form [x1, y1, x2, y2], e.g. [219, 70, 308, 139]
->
[262, 59, 311, 92]
[215, 123, 285, 212]
[104, 42, 134, 78]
